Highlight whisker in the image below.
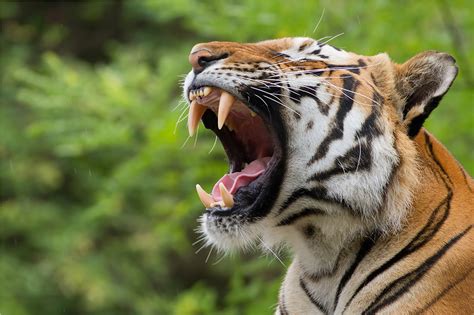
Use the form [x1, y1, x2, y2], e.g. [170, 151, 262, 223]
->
[312, 8, 326, 34]
[192, 236, 207, 246]
[263, 61, 384, 78]
[172, 98, 188, 112]
[205, 246, 214, 263]
[319, 32, 344, 45]
[256, 235, 286, 268]
[316, 34, 333, 42]
[254, 93, 272, 121]
[248, 85, 301, 116]
[195, 241, 209, 254]
[174, 108, 189, 135]
[212, 252, 227, 265]
[317, 79, 381, 108]
[243, 78, 349, 111]
[193, 126, 199, 148]
[208, 136, 218, 154]
[180, 135, 191, 149]
[261, 76, 381, 108]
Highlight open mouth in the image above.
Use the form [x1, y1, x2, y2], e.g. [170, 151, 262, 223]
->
[187, 85, 284, 218]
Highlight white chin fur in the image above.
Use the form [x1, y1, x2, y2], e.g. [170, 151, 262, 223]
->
[200, 214, 260, 251]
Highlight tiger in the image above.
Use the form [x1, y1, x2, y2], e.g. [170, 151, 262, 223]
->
[182, 37, 474, 314]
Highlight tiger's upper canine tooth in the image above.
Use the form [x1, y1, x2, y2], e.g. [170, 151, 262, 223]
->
[203, 87, 212, 96]
[196, 184, 214, 208]
[189, 91, 196, 101]
[219, 183, 234, 208]
[218, 91, 235, 130]
[188, 100, 207, 137]
[249, 109, 256, 117]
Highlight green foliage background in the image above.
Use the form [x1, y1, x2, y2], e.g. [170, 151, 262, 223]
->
[0, 1, 472, 314]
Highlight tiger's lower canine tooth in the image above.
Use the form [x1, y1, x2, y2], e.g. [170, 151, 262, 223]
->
[196, 184, 214, 208]
[218, 91, 235, 129]
[219, 183, 234, 208]
[188, 100, 207, 137]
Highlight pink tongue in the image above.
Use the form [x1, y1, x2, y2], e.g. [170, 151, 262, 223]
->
[212, 157, 271, 201]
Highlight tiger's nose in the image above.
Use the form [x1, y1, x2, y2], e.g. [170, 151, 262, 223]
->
[188, 46, 229, 74]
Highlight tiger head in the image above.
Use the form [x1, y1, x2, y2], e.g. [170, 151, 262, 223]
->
[183, 37, 458, 252]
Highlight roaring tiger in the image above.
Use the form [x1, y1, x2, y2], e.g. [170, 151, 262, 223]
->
[182, 37, 473, 314]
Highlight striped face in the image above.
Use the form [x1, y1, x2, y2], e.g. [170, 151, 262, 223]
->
[183, 37, 457, 252]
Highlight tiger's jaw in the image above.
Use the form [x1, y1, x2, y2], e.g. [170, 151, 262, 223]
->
[184, 79, 287, 249]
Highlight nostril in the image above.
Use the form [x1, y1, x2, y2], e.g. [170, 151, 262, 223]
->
[197, 53, 229, 69]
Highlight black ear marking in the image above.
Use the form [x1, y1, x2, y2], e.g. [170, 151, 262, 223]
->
[406, 94, 444, 137]
[395, 51, 458, 137]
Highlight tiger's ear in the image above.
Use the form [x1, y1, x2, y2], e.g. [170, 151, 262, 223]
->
[394, 51, 458, 137]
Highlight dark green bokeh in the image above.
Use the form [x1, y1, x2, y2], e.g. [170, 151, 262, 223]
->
[0, 1, 472, 314]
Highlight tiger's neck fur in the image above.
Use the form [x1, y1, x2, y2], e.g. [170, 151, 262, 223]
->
[278, 130, 473, 314]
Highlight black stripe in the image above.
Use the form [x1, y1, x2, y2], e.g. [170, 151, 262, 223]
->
[357, 59, 367, 68]
[419, 267, 473, 313]
[424, 131, 454, 187]
[277, 187, 327, 215]
[315, 96, 330, 116]
[327, 63, 362, 75]
[293, 110, 302, 120]
[300, 278, 329, 314]
[277, 187, 358, 216]
[307, 141, 372, 182]
[276, 207, 325, 226]
[343, 194, 452, 311]
[279, 290, 290, 315]
[307, 74, 359, 166]
[359, 91, 383, 137]
[299, 42, 310, 52]
[307, 248, 345, 281]
[362, 225, 472, 314]
[379, 131, 401, 210]
[295, 85, 327, 114]
[407, 96, 441, 137]
[289, 87, 299, 103]
[270, 50, 290, 59]
[297, 83, 319, 100]
[333, 234, 380, 310]
[370, 73, 379, 88]
[457, 162, 473, 192]
[289, 85, 328, 115]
